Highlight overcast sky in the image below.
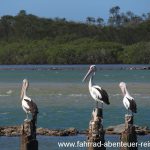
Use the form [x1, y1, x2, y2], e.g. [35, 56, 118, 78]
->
[1, 0, 150, 21]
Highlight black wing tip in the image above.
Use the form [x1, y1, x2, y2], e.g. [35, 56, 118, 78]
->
[103, 99, 110, 105]
[131, 107, 137, 113]
[106, 102, 110, 105]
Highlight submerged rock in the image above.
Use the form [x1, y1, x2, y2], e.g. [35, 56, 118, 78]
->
[106, 124, 125, 134]
[105, 124, 149, 135]
[0, 124, 150, 136]
[0, 126, 21, 136]
[36, 127, 78, 136]
[0, 126, 78, 136]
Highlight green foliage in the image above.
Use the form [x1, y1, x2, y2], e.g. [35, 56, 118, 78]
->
[39, 39, 123, 64]
[119, 42, 150, 64]
[0, 40, 48, 64]
[0, 8, 150, 64]
[0, 39, 124, 64]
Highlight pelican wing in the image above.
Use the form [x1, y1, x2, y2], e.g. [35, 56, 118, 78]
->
[22, 99, 30, 111]
[127, 97, 137, 113]
[123, 97, 130, 110]
[24, 99, 38, 114]
[93, 85, 110, 105]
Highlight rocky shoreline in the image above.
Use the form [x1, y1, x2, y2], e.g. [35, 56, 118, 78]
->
[0, 124, 150, 137]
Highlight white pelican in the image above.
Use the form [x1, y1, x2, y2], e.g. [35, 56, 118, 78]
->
[82, 65, 110, 108]
[21, 79, 38, 121]
[119, 82, 137, 115]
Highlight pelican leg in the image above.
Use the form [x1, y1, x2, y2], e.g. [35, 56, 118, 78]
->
[25, 113, 29, 121]
[101, 103, 103, 109]
[96, 101, 98, 108]
[131, 111, 134, 117]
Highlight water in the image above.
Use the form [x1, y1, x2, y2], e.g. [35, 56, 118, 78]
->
[0, 64, 150, 149]
[1, 135, 150, 150]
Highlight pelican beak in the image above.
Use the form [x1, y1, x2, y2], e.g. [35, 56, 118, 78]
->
[20, 83, 24, 99]
[119, 85, 125, 96]
[82, 68, 93, 82]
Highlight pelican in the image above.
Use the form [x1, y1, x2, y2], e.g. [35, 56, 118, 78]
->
[21, 79, 38, 121]
[119, 82, 137, 115]
[82, 65, 110, 108]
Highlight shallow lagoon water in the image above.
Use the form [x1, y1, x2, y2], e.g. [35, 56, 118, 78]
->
[0, 65, 150, 149]
[1, 135, 150, 150]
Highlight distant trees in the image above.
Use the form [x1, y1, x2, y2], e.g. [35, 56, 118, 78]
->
[108, 6, 121, 26]
[107, 6, 148, 27]
[85, 17, 104, 26]
[0, 39, 124, 64]
[0, 15, 15, 41]
[0, 7, 150, 44]
[0, 7, 150, 64]
[119, 42, 150, 64]
[96, 17, 104, 26]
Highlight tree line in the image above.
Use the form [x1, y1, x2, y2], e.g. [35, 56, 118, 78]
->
[0, 6, 150, 64]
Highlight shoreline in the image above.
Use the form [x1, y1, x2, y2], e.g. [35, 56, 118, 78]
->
[0, 124, 149, 137]
[0, 64, 149, 71]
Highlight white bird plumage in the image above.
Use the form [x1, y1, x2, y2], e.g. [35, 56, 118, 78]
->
[119, 82, 137, 115]
[83, 65, 110, 108]
[21, 79, 38, 121]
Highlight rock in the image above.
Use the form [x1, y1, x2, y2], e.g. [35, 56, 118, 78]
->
[0, 126, 21, 136]
[36, 127, 78, 136]
[1, 125, 150, 136]
[64, 127, 78, 136]
[106, 124, 148, 135]
[106, 127, 114, 131]
[136, 130, 146, 135]
[106, 124, 125, 134]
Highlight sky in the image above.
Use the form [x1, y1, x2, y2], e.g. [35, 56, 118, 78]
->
[1, 0, 150, 22]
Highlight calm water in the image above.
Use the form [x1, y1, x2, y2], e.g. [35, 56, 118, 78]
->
[0, 64, 150, 150]
[1, 135, 150, 150]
